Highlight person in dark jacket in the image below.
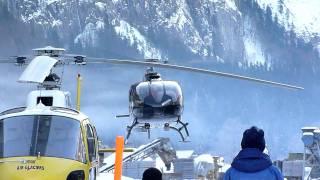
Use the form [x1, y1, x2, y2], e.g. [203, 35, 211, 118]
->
[224, 126, 283, 180]
[142, 167, 162, 180]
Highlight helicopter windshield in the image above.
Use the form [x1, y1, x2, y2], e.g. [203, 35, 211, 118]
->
[0, 115, 85, 162]
[135, 81, 182, 106]
[164, 81, 182, 103]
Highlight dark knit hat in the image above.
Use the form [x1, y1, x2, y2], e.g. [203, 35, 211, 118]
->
[241, 126, 265, 152]
[142, 167, 162, 180]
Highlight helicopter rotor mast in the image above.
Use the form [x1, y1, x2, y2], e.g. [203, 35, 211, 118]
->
[81, 57, 304, 90]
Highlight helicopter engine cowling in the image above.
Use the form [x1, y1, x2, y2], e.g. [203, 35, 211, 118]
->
[26, 90, 71, 108]
[129, 80, 183, 119]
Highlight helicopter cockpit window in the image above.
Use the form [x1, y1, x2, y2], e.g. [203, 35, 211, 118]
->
[135, 81, 182, 107]
[0, 115, 83, 162]
[164, 81, 182, 103]
[86, 124, 96, 162]
[136, 82, 167, 106]
[149, 83, 165, 103]
[136, 82, 150, 100]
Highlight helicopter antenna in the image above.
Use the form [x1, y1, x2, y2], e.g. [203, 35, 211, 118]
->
[76, 74, 82, 111]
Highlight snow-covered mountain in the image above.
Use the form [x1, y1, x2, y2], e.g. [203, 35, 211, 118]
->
[256, 0, 320, 42]
[256, 0, 320, 62]
[0, 0, 318, 68]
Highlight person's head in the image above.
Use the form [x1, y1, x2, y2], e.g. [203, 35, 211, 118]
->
[142, 167, 162, 180]
[241, 126, 265, 152]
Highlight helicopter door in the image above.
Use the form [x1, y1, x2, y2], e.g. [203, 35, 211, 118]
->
[86, 124, 98, 180]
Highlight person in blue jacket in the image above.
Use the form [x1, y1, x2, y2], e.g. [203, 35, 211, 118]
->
[224, 126, 284, 180]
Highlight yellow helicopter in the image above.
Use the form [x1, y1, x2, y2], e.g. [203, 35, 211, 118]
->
[0, 47, 101, 180]
[0, 46, 303, 180]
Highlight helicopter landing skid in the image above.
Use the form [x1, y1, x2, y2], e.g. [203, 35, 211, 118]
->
[125, 118, 138, 144]
[125, 119, 152, 144]
[167, 117, 189, 142]
[125, 117, 190, 143]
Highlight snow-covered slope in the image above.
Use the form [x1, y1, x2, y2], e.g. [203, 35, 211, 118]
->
[256, 0, 320, 42]
[0, 0, 319, 66]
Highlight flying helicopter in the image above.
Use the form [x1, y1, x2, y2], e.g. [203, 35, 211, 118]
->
[117, 62, 187, 142]
[110, 59, 304, 143]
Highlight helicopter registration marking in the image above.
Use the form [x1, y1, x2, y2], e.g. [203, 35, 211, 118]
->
[17, 165, 45, 171]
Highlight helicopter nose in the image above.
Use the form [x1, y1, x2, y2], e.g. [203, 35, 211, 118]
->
[0, 157, 88, 180]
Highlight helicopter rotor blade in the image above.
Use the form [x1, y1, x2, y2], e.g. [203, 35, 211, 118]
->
[84, 57, 303, 90]
[0, 56, 17, 63]
[0, 60, 13, 63]
[0, 56, 31, 65]
[18, 56, 58, 83]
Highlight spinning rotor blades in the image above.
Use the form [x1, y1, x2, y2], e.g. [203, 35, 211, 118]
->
[83, 57, 304, 90]
[0, 50, 304, 90]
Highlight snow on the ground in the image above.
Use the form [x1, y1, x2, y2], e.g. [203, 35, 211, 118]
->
[97, 173, 133, 180]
